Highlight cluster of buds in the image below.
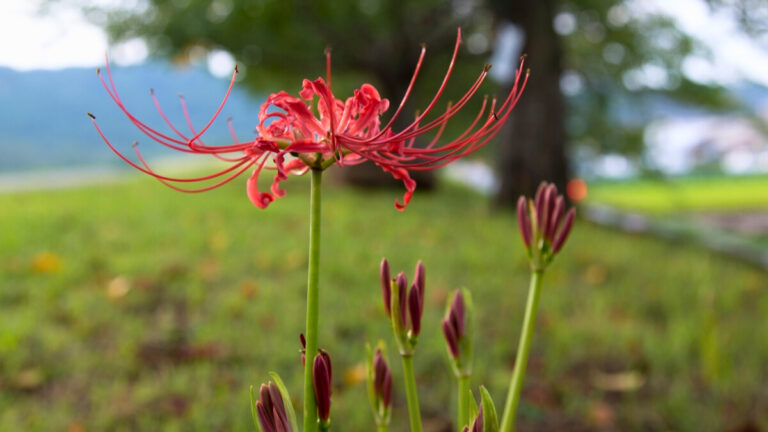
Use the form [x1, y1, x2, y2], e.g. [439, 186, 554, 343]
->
[380, 258, 426, 354]
[517, 182, 576, 271]
[250, 375, 298, 432]
[312, 351, 333, 430]
[442, 290, 473, 377]
[366, 344, 393, 427]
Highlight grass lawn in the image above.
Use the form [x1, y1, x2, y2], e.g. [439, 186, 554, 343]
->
[587, 175, 768, 214]
[1, 173, 767, 431]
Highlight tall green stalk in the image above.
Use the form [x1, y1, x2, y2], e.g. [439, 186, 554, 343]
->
[303, 168, 323, 432]
[499, 270, 544, 432]
[400, 354, 423, 432]
[457, 374, 470, 431]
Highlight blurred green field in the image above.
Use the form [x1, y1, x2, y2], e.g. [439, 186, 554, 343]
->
[587, 175, 768, 214]
[1, 174, 767, 431]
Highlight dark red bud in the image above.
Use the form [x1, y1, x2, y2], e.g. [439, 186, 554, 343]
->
[552, 207, 575, 253]
[396, 272, 408, 326]
[517, 196, 532, 248]
[380, 258, 391, 317]
[541, 184, 556, 237]
[408, 283, 423, 336]
[273, 405, 291, 432]
[256, 401, 274, 432]
[312, 351, 333, 422]
[414, 260, 425, 297]
[451, 291, 466, 337]
[373, 349, 392, 408]
[300, 333, 306, 365]
[268, 383, 287, 425]
[260, 384, 273, 416]
[534, 182, 547, 229]
[472, 406, 484, 432]
[442, 318, 459, 358]
[546, 196, 565, 243]
[382, 367, 392, 408]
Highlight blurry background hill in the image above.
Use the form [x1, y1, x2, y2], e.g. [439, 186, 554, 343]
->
[0, 63, 263, 172]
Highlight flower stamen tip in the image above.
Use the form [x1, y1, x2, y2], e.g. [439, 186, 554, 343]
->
[87, 112, 96, 120]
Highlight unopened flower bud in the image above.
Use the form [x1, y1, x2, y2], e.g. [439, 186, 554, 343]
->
[552, 207, 575, 253]
[413, 260, 425, 294]
[380, 258, 391, 317]
[395, 272, 408, 327]
[534, 182, 546, 229]
[516, 196, 532, 248]
[442, 319, 460, 358]
[373, 349, 392, 409]
[312, 351, 333, 425]
[442, 291, 465, 359]
[366, 343, 393, 426]
[442, 290, 473, 376]
[408, 271, 425, 337]
[469, 406, 483, 432]
[546, 196, 565, 242]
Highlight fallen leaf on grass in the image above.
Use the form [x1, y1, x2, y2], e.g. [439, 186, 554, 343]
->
[67, 421, 87, 432]
[240, 279, 259, 299]
[588, 400, 615, 428]
[30, 251, 61, 274]
[585, 264, 607, 285]
[106, 276, 131, 300]
[343, 363, 367, 387]
[11, 368, 44, 391]
[590, 370, 645, 392]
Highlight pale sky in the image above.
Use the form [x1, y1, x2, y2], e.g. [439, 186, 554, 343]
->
[1, 0, 768, 86]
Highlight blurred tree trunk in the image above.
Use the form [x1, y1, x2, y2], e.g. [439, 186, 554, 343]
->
[494, 0, 569, 205]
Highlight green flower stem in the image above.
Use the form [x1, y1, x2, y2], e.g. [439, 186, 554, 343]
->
[303, 168, 323, 432]
[377, 424, 389, 432]
[499, 270, 544, 432]
[400, 354, 424, 432]
[457, 374, 470, 431]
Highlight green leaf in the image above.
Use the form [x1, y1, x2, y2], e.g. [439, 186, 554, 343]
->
[365, 343, 378, 418]
[269, 372, 300, 432]
[480, 386, 499, 432]
[468, 389, 479, 425]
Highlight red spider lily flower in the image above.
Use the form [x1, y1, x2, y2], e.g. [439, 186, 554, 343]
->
[90, 28, 528, 210]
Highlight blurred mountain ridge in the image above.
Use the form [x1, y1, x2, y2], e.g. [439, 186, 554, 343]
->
[0, 62, 264, 173]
